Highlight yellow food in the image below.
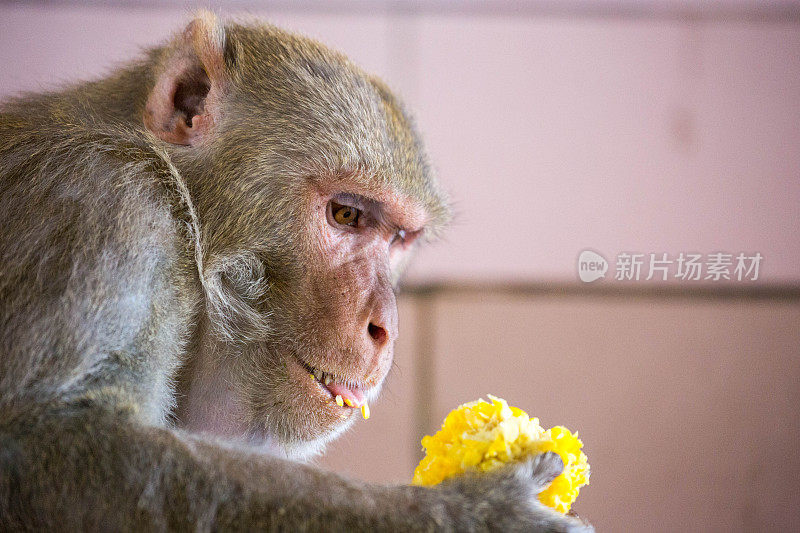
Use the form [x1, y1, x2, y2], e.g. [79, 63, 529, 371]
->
[361, 403, 370, 420]
[412, 395, 589, 513]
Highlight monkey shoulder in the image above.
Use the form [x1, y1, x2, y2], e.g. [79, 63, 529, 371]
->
[0, 113, 199, 409]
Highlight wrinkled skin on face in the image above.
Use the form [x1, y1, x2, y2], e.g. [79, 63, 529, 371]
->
[168, 21, 450, 458]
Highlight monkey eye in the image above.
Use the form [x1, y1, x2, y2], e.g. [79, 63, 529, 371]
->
[331, 201, 361, 227]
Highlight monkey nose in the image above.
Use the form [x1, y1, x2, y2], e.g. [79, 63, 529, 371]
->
[364, 279, 398, 353]
[365, 307, 397, 350]
[367, 322, 389, 346]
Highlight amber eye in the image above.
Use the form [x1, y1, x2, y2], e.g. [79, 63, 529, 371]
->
[332, 203, 360, 227]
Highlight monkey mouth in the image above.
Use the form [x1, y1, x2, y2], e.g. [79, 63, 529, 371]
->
[298, 359, 368, 411]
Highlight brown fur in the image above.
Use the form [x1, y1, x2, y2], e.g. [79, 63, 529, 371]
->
[0, 12, 591, 532]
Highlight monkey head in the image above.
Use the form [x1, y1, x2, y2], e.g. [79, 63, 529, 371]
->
[144, 13, 450, 458]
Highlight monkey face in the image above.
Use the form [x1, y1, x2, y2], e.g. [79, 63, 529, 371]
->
[241, 183, 425, 449]
[161, 21, 451, 457]
[174, 156, 447, 458]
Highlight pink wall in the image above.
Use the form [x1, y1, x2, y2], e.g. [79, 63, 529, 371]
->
[406, 16, 800, 284]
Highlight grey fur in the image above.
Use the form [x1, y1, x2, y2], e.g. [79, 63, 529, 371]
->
[0, 13, 592, 532]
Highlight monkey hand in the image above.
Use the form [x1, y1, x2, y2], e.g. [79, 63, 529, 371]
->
[434, 451, 594, 532]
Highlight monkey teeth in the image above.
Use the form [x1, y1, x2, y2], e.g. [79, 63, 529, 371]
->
[303, 361, 368, 416]
[309, 367, 336, 386]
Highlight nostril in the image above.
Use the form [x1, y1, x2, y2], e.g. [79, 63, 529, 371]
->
[368, 322, 388, 345]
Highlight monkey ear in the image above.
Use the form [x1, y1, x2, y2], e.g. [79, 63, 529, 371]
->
[144, 11, 230, 146]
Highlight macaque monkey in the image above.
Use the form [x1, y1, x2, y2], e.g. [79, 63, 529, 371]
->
[0, 12, 591, 532]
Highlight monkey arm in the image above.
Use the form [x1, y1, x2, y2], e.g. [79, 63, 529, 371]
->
[0, 399, 584, 532]
[0, 399, 457, 531]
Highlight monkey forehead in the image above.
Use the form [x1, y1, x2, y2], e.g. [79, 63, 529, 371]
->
[221, 22, 451, 233]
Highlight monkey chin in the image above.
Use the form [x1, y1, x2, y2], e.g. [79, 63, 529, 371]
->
[243, 352, 384, 462]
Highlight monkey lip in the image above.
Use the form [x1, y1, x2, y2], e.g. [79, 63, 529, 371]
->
[298, 359, 367, 408]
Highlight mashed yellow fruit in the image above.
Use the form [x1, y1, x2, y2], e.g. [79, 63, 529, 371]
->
[412, 395, 589, 513]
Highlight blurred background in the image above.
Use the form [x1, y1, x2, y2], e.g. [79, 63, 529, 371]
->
[2, 1, 798, 530]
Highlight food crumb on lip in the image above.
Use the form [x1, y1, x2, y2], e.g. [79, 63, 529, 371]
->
[304, 362, 370, 418]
